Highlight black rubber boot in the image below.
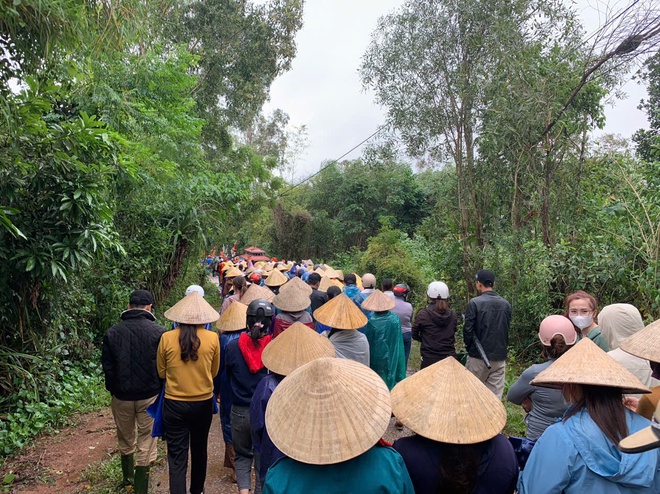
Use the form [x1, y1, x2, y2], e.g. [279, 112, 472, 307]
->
[120, 454, 135, 487]
[134, 465, 150, 494]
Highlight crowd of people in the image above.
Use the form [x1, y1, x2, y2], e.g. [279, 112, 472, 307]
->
[101, 256, 660, 494]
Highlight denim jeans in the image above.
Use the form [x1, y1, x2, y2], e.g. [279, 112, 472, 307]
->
[402, 331, 412, 371]
[231, 405, 261, 493]
[163, 398, 213, 494]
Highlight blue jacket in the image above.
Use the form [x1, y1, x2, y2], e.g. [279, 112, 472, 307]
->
[343, 284, 371, 320]
[518, 408, 660, 493]
[250, 373, 285, 482]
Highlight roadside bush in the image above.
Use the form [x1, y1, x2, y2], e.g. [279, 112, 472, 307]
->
[359, 225, 426, 309]
[0, 359, 105, 457]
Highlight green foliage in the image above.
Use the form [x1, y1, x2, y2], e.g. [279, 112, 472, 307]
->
[503, 361, 529, 438]
[359, 224, 426, 308]
[78, 454, 122, 494]
[0, 78, 124, 348]
[0, 360, 106, 457]
[169, 0, 304, 150]
[0, 0, 295, 446]
[264, 159, 430, 259]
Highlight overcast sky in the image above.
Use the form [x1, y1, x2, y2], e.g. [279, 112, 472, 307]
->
[263, 0, 651, 180]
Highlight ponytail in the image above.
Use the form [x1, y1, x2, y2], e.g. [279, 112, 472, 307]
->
[435, 298, 450, 314]
[179, 324, 200, 362]
[246, 313, 272, 347]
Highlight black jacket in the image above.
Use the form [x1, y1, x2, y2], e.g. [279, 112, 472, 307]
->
[309, 289, 329, 318]
[412, 306, 457, 362]
[463, 291, 511, 361]
[101, 309, 165, 400]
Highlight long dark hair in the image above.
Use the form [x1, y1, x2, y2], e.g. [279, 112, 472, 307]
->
[179, 324, 200, 362]
[564, 385, 627, 445]
[436, 442, 484, 494]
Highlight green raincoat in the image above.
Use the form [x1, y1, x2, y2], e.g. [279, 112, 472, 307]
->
[364, 311, 406, 389]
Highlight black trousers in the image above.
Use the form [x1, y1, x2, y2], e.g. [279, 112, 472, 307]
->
[163, 398, 213, 494]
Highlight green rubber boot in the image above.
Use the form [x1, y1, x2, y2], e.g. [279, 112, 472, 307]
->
[120, 454, 135, 487]
[134, 466, 150, 494]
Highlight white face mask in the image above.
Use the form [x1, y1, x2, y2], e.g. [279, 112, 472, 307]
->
[570, 314, 593, 330]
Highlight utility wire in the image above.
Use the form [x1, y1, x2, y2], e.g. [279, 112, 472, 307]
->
[276, 127, 383, 198]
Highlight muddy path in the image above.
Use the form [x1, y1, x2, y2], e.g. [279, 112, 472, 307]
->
[1, 408, 116, 493]
[2, 406, 412, 493]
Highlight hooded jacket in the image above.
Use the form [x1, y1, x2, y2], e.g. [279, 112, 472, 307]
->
[412, 305, 457, 362]
[343, 284, 370, 318]
[518, 408, 660, 493]
[600, 304, 660, 398]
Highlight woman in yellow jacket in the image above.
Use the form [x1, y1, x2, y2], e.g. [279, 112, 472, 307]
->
[159, 292, 220, 494]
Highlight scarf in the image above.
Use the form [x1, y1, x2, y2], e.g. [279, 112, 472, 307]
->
[238, 332, 272, 373]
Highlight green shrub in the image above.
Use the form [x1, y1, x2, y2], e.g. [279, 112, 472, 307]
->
[0, 359, 106, 457]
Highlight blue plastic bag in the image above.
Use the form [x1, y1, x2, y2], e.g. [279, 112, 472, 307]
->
[508, 436, 536, 470]
[146, 385, 165, 438]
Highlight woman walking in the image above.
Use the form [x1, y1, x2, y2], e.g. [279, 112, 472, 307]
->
[507, 315, 576, 440]
[225, 298, 274, 494]
[412, 281, 457, 369]
[519, 338, 660, 493]
[158, 292, 220, 494]
[392, 357, 518, 493]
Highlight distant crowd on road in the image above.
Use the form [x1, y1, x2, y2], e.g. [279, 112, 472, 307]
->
[101, 252, 660, 494]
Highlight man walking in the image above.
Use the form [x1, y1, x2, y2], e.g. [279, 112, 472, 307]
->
[308, 272, 328, 317]
[102, 290, 165, 493]
[463, 270, 511, 399]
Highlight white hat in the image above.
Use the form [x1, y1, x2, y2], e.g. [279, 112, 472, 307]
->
[185, 285, 205, 297]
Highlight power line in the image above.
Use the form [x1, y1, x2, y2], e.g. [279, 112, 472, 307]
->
[276, 127, 383, 198]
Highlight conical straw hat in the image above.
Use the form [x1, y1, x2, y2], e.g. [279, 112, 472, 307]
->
[318, 275, 344, 292]
[221, 262, 234, 271]
[216, 302, 247, 332]
[355, 274, 363, 289]
[262, 322, 335, 376]
[265, 268, 288, 287]
[279, 276, 313, 296]
[531, 338, 650, 394]
[314, 267, 325, 275]
[240, 283, 275, 305]
[620, 319, 660, 362]
[277, 263, 289, 271]
[265, 358, 391, 465]
[324, 268, 340, 279]
[272, 280, 311, 312]
[225, 267, 242, 278]
[335, 269, 344, 281]
[164, 291, 220, 325]
[361, 289, 395, 312]
[318, 276, 335, 292]
[313, 293, 367, 330]
[391, 357, 506, 444]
